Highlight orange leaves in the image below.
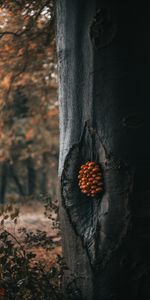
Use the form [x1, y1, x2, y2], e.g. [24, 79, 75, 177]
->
[3, 44, 13, 52]
[1, 73, 12, 90]
[17, 48, 24, 56]
[0, 4, 58, 167]
[29, 43, 37, 50]
[0, 43, 15, 58]
[25, 128, 34, 141]
[47, 108, 58, 118]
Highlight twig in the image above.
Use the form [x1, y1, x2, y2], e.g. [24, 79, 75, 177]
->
[3, 228, 26, 257]
[0, 31, 19, 38]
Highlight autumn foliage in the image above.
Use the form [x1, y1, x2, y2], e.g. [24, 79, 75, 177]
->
[0, 0, 57, 157]
[0, 0, 58, 201]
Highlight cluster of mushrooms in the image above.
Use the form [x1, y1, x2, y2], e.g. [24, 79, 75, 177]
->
[78, 161, 103, 197]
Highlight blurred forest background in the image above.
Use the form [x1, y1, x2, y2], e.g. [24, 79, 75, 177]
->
[0, 0, 58, 203]
[0, 2, 64, 299]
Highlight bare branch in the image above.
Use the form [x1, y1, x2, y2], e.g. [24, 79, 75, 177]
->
[0, 31, 20, 39]
[6, 49, 29, 99]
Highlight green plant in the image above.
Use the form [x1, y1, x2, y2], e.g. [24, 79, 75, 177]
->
[0, 202, 63, 300]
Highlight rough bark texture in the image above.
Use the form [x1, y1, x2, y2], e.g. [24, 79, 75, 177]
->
[56, 1, 150, 299]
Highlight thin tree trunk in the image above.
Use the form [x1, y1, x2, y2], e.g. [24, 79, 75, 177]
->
[56, 1, 150, 299]
[26, 157, 36, 196]
[8, 163, 25, 196]
[0, 161, 25, 202]
[0, 162, 7, 204]
[40, 152, 48, 195]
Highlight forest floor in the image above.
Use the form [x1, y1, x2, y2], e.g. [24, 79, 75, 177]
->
[2, 200, 62, 271]
[0, 84, 62, 297]
[0, 84, 61, 272]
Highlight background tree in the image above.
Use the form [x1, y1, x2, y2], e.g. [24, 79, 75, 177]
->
[0, 0, 58, 203]
[56, 1, 150, 299]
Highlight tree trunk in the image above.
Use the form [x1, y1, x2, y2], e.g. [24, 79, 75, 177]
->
[56, 1, 150, 299]
[9, 162, 25, 196]
[0, 162, 7, 204]
[0, 161, 25, 203]
[40, 152, 48, 195]
[26, 157, 36, 196]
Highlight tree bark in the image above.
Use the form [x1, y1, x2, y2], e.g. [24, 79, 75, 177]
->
[0, 161, 25, 203]
[26, 157, 36, 196]
[56, 1, 150, 299]
[0, 162, 7, 204]
[40, 152, 48, 195]
[8, 162, 25, 196]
